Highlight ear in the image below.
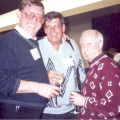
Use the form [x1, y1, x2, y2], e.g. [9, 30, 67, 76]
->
[99, 41, 103, 49]
[16, 11, 21, 20]
[62, 24, 66, 33]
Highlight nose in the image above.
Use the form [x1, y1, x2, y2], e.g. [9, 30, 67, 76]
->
[32, 15, 37, 23]
[51, 26, 56, 32]
[81, 45, 87, 51]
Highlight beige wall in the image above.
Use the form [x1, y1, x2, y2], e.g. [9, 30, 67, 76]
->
[0, 18, 91, 68]
[65, 19, 92, 68]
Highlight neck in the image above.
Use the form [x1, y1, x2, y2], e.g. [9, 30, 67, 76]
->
[50, 40, 62, 51]
[52, 44, 61, 51]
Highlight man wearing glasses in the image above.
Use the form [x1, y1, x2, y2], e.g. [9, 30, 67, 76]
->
[38, 11, 86, 119]
[0, 0, 61, 119]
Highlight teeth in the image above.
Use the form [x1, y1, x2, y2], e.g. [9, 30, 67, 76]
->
[83, 51, 89, 54]
[51, 33, 56, 35]
[28, 24, 36, 27]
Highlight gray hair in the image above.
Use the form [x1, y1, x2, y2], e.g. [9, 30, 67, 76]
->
[80, 29, 103, 44]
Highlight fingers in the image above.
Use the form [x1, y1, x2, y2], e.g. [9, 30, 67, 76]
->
[49, 85, 61, 99]
[69, 96, 75, 104]
[63, 33, 70, 40]
[48, 70, 63, 83]
[69, 92, 76, 105]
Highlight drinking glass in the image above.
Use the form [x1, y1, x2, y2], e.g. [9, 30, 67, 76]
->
[71, 90, 79, 114]
[52, 73, 64, 108]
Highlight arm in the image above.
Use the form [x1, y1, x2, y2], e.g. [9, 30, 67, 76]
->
[0, 37, 61, 99]
[16, 80, 61, 99]
[82, 63, 120, 118]
[70, 63, 120, 118]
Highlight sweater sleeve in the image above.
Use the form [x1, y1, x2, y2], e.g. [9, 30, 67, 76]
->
[0, 37, 20, 97]
[84, 62, 120, 119]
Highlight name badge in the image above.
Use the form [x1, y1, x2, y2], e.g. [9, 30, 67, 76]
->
[62, 58, 74, 67]
[30, 48, 40, 60]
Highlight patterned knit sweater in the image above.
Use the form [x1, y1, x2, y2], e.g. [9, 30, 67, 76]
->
[38, 37, 86, 114]
[78, 53, 120, 120]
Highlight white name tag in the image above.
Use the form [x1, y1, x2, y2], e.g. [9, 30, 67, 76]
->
[62, 58, 74, 67]
[30, 48, 40, 60]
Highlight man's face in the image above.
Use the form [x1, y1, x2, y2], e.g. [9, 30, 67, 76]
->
[17, 5, 44, 39]
[80, 32, 102, 62]
[44, 18, 65, 44]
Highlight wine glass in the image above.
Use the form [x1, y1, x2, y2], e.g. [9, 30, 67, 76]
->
[58, 73, 64, 87]
[52, 73, 64, 108]
[71, 90, 79, 114]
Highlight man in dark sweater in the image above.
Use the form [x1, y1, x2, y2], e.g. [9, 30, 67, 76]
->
[0, 0, 61, 119]
[70, 30, 120, 119]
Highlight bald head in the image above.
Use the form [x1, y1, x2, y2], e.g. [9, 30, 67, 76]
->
[80, 30, 103, 62]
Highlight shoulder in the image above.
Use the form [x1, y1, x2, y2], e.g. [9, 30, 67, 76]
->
[69, 38, 78, 46]
[0, 29, 20, 45]
[100, 56, 120, 76]
[69, 38, 80, 52]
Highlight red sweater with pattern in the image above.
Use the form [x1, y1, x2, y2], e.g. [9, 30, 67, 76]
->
[78, 53, 120, 120]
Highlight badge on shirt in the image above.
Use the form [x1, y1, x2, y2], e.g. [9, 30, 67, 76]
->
[30, 48, 40, 60]
[62, 58, 74, 67]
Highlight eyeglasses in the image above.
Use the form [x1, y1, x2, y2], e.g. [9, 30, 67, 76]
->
[22, 11, 44, 22]
[45, 25, 61, 31]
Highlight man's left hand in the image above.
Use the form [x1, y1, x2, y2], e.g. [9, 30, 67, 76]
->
[69, 91, 85, 106]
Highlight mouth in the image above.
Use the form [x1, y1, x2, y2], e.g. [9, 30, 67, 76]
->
[51, 33, 57, 36]
[83, 51, 89, 55]
[28, 24, 36, 28]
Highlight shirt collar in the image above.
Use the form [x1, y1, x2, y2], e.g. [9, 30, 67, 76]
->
[15, 25, 37, 40]
[89, 53, 105, 65]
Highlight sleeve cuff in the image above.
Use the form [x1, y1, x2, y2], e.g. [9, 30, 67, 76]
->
[12, 78, 20, 94]
[83, 97, 89, 108]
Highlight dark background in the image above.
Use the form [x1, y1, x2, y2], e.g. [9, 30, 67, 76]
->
[92, 12, 120, 52]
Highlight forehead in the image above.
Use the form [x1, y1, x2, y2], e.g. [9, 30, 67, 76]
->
[23, 5, 44, 15]
[80, 32, 96, 43]
[45, 18, 61, 25]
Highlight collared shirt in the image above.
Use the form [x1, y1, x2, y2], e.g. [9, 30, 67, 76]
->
[15, 25, 37, 40]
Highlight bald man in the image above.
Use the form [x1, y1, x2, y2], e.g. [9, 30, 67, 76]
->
[70, 30, 120, 119]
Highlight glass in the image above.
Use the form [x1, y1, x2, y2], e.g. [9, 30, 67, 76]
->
[71, 90, 79, 114]
[22, 11, 44, 22]
[52, 73, 65, 108]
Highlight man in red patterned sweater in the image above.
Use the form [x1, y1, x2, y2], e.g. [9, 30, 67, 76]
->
[70, 30, 120, 120]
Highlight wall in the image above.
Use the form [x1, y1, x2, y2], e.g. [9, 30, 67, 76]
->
[0, 18, 92, 68]
[65, 19, 92, 68]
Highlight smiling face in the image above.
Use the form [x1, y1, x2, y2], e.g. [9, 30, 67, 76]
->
[17, 5, 44, 39]
[44, 18, 65, 45]
[80, 31, 103, 62]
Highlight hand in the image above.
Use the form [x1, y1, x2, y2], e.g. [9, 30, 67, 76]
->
[37, 83, 61, 99]
[69, 91, 85, 106]
[63, 33, 70, 41]
[47, 70, 62, 83]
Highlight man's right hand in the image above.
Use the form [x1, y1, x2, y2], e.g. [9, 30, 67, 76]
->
[16, 80, 61, 99]
[36, 83, 61, 99]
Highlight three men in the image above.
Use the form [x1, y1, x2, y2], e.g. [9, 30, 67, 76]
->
[38, 11, 86, 119]
[0, 0, 61, 119]
[70, 30, 120, 119]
